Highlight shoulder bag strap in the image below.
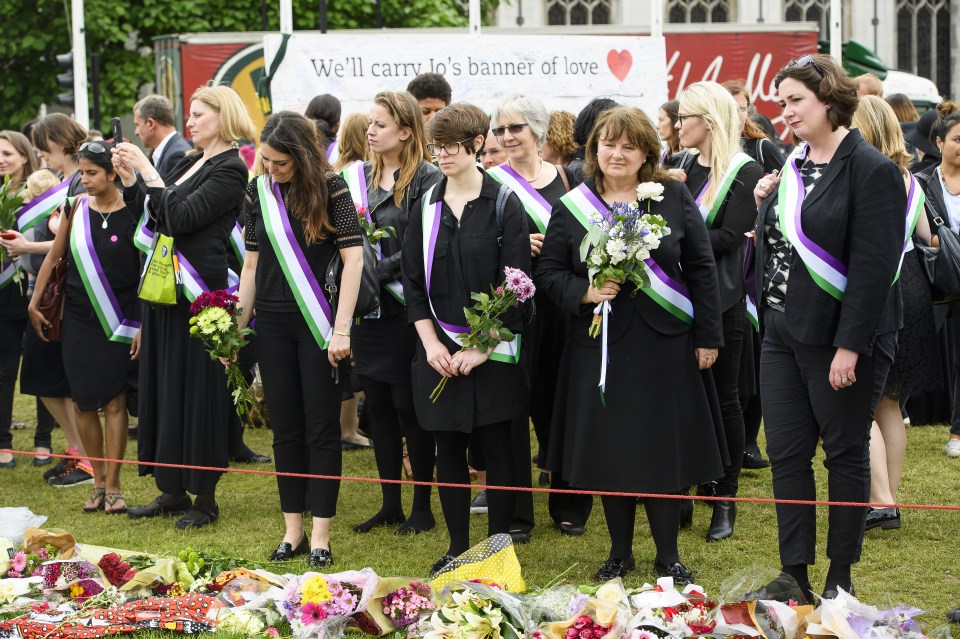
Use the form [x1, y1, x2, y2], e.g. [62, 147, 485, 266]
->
[556, 164, 572, 193]
[495, 183, 510, 246]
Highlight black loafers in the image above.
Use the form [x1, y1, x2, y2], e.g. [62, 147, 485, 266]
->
[595, 555, 635, 581]
[430, 554, 456, 577]
[269, 534, 309, 561]
[174, 503, 219, 529]
[864, 507, 900, 531]
[742, 450, 771, 469]
[508, 530, 531, 544]
[654, 559, 693, 587]
[128, 494, 193, 519]
[308, 547, 334, 568]
[821, 583, 855, 600]
[233, 453, 272, 464]
[558, 521, 586, 536]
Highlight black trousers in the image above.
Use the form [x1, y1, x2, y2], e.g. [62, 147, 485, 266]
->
[712, 301, 746, 496]
[760, 308, 893, 566]
[0, 318, 26, 451]
[434, 420, 517, 556]
[947, 305, 960, 436]
[257, 310, 341, 518]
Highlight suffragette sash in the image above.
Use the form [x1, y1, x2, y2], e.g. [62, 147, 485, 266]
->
[0, 261, 17, 290]
[257, 175, 335, 349]
[487, 164, 551, 234]
[896, 174, 925, 282]
[561, 183, 695, 325]
[695, 151, 753, 228]
[69, 197, 141, 343]
[17, 181, 70, 231]
[421, 185, 521, 364]
[341, 160, 404, 303]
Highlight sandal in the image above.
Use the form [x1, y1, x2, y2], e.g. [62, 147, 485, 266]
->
[104, 492, 127, 515]
[83, 487, 106, 513]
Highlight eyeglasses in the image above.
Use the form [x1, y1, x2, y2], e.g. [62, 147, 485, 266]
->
[676, 113, 706, 126]
[737, 106, 750, 114]
[79, 142, 109, 155]
[427, 139, 473, 157]
[787, 54, 824, 77]
[491, 123, 530, 137]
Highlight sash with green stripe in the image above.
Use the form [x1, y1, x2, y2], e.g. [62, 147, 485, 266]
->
[68, 197, 141, 343]
[257, 175, 335, 349]
[340, 160, 404, 304]
[560, 183, 694, 325]
[695, 152, 753, 228]
[487, 164, 551, 234]
[421, 184, 521, 364]
[0, 261, 19, 290]
[17, 180, 70, 231]
[896, 174, 925, 282]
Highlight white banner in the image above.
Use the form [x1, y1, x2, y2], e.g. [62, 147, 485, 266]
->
[264, 33, 667, 120]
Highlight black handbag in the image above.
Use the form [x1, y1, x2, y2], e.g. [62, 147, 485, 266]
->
[915, 209, 960, 303]
[324, 235, 381, 319]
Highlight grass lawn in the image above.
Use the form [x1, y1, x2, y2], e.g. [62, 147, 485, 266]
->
[2, 392, 958, 629]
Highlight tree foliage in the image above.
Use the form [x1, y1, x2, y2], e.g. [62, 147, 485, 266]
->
[0, 0, 500, 131]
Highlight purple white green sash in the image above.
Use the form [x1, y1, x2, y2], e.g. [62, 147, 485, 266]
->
[896, 174, 925, 282]
[69, 197, 141, 343]
[229, 222, 245, 264]
[257, 175, 335, 349]
[17, 180, 70, 231]
[776, 143, 848, 301]
[487, 164, 551, 234]
[745, 290, 759, 331]
[132, 195, 209, 302]
[695, 151, 753, 228]
[561, 183, 695, 325]
[421, 185, 520, 364]
[326, 140, 339, 164]
[0, 261, 18, 290]
[341, 160, 405, 304]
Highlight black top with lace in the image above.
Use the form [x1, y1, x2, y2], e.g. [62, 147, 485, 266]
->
[243, 174, 363, 312]
[762, 158, 828, 311]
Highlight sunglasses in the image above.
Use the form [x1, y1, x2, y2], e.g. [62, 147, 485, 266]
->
[492, 123, 530, 137]
[79, 141, 110, 155]
[787, 54, 824, 77]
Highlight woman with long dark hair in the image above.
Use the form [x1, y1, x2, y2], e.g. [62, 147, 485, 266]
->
[236, 111, 364, 565]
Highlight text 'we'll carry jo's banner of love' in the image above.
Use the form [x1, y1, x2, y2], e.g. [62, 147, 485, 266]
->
[263, 33, 668, 119]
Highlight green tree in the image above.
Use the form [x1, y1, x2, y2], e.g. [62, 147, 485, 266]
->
[0, 0, 500, 131]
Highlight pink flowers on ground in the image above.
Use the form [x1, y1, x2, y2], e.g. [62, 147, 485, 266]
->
[300, 601, 326, 624]
[10, 553, 26, 573]
[564, 615, 610, 639]
[382, 581, 434, 629]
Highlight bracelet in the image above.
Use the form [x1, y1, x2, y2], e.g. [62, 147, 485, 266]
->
[334, 331, 350, 337]
[144, 173, 161, 183]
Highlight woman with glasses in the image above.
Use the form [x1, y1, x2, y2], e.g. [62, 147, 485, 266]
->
[351, 91, 441, 535]
[29, 142, 140, 514]
[538, 106, 723, 585]
[402, 102, 531, 576]
[753, 54, 905, 599]
[675, 82, 764, 542]
[112, 85, 255, 530]
[489, 94, 588, 540]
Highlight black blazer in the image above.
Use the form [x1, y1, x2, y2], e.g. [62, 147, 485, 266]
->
[123, 149, 248, 291]
[755, 129, 905, 355]
[154, 132, 194, 180]
[537, 178, 723, 349]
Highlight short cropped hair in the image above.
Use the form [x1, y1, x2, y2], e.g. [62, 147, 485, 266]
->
[135, 95, 176, 127]
[406, 73, 452, 105]
[774, 54, 858, 131]
[490, 94, 550, 147]
[854, 73, 884, 97]
[429, 102, 489, 156]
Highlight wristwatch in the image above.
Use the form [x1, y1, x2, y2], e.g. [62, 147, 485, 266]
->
[144, 172, 161, 183]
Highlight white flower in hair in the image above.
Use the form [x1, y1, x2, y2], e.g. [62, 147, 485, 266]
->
[636, 182, 665, 203]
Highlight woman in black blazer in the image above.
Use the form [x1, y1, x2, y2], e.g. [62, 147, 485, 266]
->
[538, 106, 724, 586]
[112, 86, 255, 529]
[753, 55, 905, 599]
[676, 82, 764, 542]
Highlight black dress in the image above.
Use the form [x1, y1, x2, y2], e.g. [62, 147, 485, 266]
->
[538, 179, 725, 494]
[124, 150, 248, 496]
[60, 202, 140, 412]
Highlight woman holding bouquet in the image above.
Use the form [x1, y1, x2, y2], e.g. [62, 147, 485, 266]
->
[753, 55, 903, 599]
[350, 91, 440, 535]
[402, 102, 531, 575]
[538, 106, 724, 585]
[29, 142, 139, 514]
[675, 82, 764, 542]
[489, 94, 589, 539]
[236, 111, 363, 567]
[111, 85, 254, 529]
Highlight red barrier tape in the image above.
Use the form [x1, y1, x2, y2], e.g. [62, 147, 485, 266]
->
[3, 448, 960, 511]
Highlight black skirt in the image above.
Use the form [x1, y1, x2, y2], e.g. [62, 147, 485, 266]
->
[351, 310, 416, 385]
[20, 330, 70, 398]
[61, 305, 138, 412]
[136, 298, 230, 495]
[547, 309, 725, 494]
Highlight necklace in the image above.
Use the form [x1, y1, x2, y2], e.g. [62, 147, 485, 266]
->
[941, 169, 960, 197]
[91, 191, 123, 229]
[510, 157, 544, 183]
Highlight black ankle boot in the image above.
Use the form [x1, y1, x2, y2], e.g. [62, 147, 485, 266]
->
[705, 500, 736, 542]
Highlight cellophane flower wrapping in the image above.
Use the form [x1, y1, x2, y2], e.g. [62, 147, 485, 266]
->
[807, 589, 929, 639]
[627, 578, 719, 638]
[273, 568, 379, 639]
[540, 580, 631, 639]
[520, 584, 583, 625]
[423, 581, 531, 639]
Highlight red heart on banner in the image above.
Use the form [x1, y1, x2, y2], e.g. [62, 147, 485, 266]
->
[607, 49, 633, 82]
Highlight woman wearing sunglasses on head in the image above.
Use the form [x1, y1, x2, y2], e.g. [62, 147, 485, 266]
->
[402, 102, 532, 576]
[753, 54, 906, 599]
[29, 141, 140, 514]
[488, 95, 589, 540]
